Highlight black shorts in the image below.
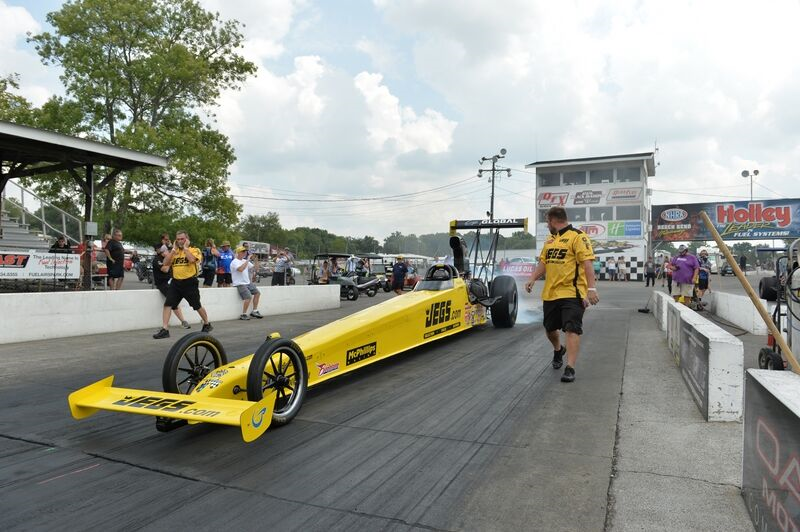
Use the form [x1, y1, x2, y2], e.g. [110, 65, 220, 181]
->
[543, 298, 585, 335]
[201, 268, 215, 286]
[391, 277, 405, 290]
[698, 278, 709, 290]
[164, 277, 202, 310]
[156, 282, 170, 297]
[216, 272, 232, 285]
[108, 263, 124, 279]
[271, 272, 286, 286]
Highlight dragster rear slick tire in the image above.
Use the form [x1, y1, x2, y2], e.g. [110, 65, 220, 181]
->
[490, 275, 518, 328]
[162, 333, 228, 394]
[247, 338, 308, 427]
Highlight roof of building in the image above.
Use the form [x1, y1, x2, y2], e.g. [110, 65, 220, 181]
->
[526, 152, 656, 176]
[0, 120, 167, 176]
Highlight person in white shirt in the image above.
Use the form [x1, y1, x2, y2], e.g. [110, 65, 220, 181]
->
[231, 246, 263, 320]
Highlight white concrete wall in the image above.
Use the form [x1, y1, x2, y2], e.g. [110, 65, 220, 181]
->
[658, 296, 744, 421]
[705, 291, 769, 335]
[652, 290, 669, 331]
[0, 285, 340, 344]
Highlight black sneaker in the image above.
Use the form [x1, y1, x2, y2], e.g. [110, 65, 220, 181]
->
[202, 322, 213, 333]
[561, 366, 576, 383]
[153, 328, 170, 339]
[250, 310, 263, 319]
[552, 346, 565, 369]
[239, 314, 250, 321]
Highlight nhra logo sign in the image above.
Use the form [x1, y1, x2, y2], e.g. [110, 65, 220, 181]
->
[661, 208, 688, 222]
[579, 224, 605, 237]
[573, 190, 603, 205]
[346, 342, 377, 366]
[537, 192, 568, 207]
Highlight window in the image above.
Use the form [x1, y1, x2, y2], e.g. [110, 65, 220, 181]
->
[538, 209, 549, 223]
[539, 172, 560, 187]
[566, 207, 586, 222]
[617, 166, 641, 182]
[562, 171, 586, 185]
[616, 205, 641, 220]
[589, 169, 613, 184]
[589, 207, 614, 221]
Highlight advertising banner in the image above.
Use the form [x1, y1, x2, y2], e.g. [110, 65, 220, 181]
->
[742, 371, 800, 532]
[607, 188, 642, 204]
[578, 221, 642, 239]
[0, 250, 80, 279]
[652, 199, 800, 241]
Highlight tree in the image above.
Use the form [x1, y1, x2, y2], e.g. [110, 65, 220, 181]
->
[0, 74, 34, 123]
[27, 0, 256, 229]
[238, 213, 286, 245]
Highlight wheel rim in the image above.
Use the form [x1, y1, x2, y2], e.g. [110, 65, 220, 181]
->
[176, 341, 222, 394]
[259, 347, 303, 414]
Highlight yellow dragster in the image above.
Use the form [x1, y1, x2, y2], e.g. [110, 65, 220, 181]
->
[69, 219, 524, 442]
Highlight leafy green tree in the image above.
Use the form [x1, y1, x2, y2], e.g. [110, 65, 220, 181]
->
[26, 0, 256, 230]
[0, 74, 34, 123]
[238, 213, 286, 245]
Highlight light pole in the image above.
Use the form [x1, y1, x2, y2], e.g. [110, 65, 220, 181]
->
[741, 169, 759, 201]
[478, 148, 511, 221]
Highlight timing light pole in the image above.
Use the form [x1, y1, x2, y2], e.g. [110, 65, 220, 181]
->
[478, 148, 511, 221]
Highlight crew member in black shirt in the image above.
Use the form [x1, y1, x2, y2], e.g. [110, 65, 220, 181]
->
[105, 229, 126, 290]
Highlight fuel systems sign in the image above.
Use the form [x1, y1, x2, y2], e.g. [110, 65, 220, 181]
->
[651, 199, 800, 241]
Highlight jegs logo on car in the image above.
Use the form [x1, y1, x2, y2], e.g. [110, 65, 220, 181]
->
[113, 395, 195, 412]
[426, 300, 452, 328]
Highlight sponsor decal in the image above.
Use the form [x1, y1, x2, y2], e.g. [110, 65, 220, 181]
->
[425, 300, 452, 328]
[251, 407, 267, 428]
[502, 263, 535, 276]
[573, 190, 603, 205]
[660, 208, 688, 222]
[0, 253, 30, 268]
[305, 354, 313, 361]
[537, 191, 569, 207]
[182, 408, 221, 418]
[607, 188, 641, 203]
[112, 395, 195, 412]
[545, 248, 568, 261]
[346, 342, 378, 366]
[750, 417, 800, 530]
[578, 224, 605, 237]
[316, 362, 339, 376]
[211, 369, 228, 377]
[717, 203, 791, 227]
[195, 378, 222, 393]
[608, 221, 642, 238]
[423, 322, 461, 339]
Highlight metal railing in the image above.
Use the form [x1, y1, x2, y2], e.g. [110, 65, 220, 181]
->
[0, 180, 83, 245]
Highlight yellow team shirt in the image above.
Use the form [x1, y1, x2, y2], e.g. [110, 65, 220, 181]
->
[538, 225, 595, 301]
[171, 246, 201, 280]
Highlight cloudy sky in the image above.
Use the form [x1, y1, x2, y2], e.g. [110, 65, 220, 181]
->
[3, 0, 800, 240]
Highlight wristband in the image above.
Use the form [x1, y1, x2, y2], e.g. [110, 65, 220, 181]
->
[587, 287, 597, 291]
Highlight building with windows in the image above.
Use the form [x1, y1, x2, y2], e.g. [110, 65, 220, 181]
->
[526, 152, 656, 281]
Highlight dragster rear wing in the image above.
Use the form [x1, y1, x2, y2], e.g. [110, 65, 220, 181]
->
[449, 218, 528, 235]
[68, 376, 277, 442]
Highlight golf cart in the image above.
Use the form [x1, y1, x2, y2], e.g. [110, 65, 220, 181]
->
[307, 253, 376, 300]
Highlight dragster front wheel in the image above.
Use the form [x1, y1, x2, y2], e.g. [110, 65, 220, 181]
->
[247, 338, 308, 427]
[490, 275, 518, 328]
[162, 333, 228, 394]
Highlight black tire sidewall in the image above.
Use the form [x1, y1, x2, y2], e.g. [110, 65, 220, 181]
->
[162, 333, 227, 393]
[246, 338, 308, 426]
[490, 275, 518, 328]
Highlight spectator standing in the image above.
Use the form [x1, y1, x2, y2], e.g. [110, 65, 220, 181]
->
[696, 249, 712, 309]
[272, 251, 291, 286]
[231, 245, 263, 320]
[153, 230, 212, 339]
[130, 250, 140, 266]
[151, 243, 190, 329]
[392, 255, 408, 295]
[158, 232, 172, 254]
[605, 256, 616, 281]
[617, 255, 627, 281]
[739, 255, 747, 273]
[105, 229, 125, 290]
[216, 241, 234, 287]
[50, 235, 71, 254]
[663, 257, 673, 293]
[669, 245, 700, 306]
[644, 257, 656, 287]
[524, 206, 598, 383]
[201, 238, 219, 288]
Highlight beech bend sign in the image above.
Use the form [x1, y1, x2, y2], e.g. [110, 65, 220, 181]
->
[651, 199, 800, 241]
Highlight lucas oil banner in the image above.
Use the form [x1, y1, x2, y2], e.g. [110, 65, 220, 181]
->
[651, 199, 800, 241]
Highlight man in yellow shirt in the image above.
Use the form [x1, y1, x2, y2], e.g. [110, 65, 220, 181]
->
[525, 207, 599, 382]
[153, 230, 213, 339]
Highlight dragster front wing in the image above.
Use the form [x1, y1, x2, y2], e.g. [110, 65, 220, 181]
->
[68, 376, 277, 442]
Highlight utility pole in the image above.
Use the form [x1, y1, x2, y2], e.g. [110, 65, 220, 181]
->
[478, 148, 511, 220]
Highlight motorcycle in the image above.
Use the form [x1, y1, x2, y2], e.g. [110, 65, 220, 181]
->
[343, 270, 381, 297]
[135, 259, 153, 284]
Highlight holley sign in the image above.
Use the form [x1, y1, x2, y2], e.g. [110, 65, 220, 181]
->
[651, 199, 800, 241]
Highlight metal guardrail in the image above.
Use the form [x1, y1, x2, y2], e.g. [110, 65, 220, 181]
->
[0, 180, 84, 244]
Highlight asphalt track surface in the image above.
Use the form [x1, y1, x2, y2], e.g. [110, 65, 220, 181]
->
[1, 283, 665, 530]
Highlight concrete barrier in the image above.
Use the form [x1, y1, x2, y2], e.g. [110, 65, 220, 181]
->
[705, 291, 769, 335]
[660, 296, 743, 421]
[652, 290, 669, 331]
[0, 284, 340, 344]
[742, 369, 800, 531]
